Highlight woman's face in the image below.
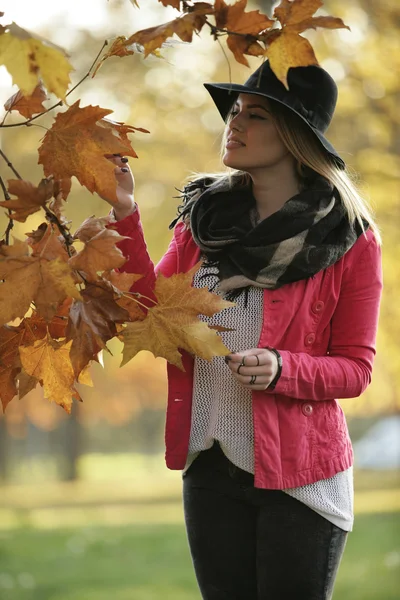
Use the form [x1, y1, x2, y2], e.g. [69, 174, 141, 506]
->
[222, 93, 293, 173]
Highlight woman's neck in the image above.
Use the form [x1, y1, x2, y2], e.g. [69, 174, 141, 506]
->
[249, 163, 300, 221]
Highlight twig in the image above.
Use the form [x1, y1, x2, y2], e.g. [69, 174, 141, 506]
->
[43, 207, 74, 256]
[0, 40, 108, 129]
[0, 149, 22, 179]
[0, 174, 13, 244]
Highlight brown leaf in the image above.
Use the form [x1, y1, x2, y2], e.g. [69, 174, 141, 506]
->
[0, 325, 23, 410]
[158, 0, 181, 8]
[92, 36, 136, 78]
[17, 370, 38, 399]
[266, 31, 318, 88]
[274, 0, 323, 26]
[98, 118, 150, 149]
[121, 263, 234, 370]
[38, 101, 139, 203]
[4, 84, 48, 119]
[19, 336, 76, 412]
[215, 0, 273, 34]
[67, 319, 103, 379]
[73, 215, 114, 243]
[0, 250, 81, 326]
[68, 229, 128, 280]
[214, 0, 273, 66]
[27, 223, 70, 262]
[126, 8, 211, 57]
[285, 15, 350, 35]
[0, 178, 54, 222]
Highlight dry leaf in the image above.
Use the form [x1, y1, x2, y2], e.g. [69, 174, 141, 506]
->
[0, 22, 73, 99]
[0, 178, 54, 222]
[73, 216, 114, 243]
[121, 264, 234, 370]
[19, 336, 76, 412]
[274, 0, 323, 26]
[38, 101, 139, 203]
[4, 84, 48, 119]
[92, 36, 136, 78]
[266, 31, 318, 88]
[68, 229, 128, 280]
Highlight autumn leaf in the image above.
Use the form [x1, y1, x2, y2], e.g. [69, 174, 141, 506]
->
[284, 15, 350, 35]
[73, 215, 114, 243]
[19, 336, 76, 412]
[0, 325, 23, 410]
[0, 22, 73, 100]
[0, 178, 54, 223]
[27, 223, 70, 262]
[274, 0, 323, 26]
[4, 84, 48, 119]
[66, 283, 130, 377]
[266, 31, 318, 88]
[158, 0, 181, 8]
[69, 229, 128, 280]
[121, 264, 234, 370]
[38, 101, 140, 202]
[214, 0, 273, 66]
[98, 118, 150, 148]
[102, 271, 145, 321]
[125, 7, 212, 57]
[92, 36, 137, 78]
[0, 243, 81, 326]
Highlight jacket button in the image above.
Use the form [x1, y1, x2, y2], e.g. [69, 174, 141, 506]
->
[304, 333, 316, 346]
[312, 300, 324, 314]
[302, 403, 313, 416]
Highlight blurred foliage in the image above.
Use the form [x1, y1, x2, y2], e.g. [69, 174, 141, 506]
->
[0, 0, 398, 442]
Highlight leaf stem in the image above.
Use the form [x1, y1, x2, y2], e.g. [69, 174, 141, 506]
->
[0, 40, 109, 129]
[124, 290, 158, 306]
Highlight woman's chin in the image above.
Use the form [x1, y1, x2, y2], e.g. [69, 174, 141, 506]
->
[223, 153, 245, 170]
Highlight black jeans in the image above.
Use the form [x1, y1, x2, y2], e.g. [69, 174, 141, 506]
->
[183, 443, 347, 600]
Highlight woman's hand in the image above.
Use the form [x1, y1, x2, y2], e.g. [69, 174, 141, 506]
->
[101, 153, 136, 221]
[225, 348, 279, 391]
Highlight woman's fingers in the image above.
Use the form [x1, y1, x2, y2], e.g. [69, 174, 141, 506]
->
[224, 348, 278, 390]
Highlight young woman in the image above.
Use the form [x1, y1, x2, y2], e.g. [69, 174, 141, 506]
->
[101, 62, 382, 600]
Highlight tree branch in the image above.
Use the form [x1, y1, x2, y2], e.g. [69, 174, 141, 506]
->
[0, 149, 22, 180]
[0, 40, 108, 130]
[0, 174, 13, 245]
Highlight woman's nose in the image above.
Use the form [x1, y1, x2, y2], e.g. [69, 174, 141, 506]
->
[229, 113, 244, 132]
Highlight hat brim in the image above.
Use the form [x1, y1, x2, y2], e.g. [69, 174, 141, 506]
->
[204, 82, 345, 170]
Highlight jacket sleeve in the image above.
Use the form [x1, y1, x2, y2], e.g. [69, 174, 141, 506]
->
[112, 206, 180, 307]
[267, 232, 383, 401]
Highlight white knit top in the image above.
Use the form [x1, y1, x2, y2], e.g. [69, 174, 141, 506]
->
[185, 265, 354, 532]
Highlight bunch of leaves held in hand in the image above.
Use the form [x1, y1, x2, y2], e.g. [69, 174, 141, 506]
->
[0, 0, 349, 413]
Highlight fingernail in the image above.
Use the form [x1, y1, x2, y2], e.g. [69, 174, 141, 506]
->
[224, 356, 232, 363]
[121, 157, 128, 163]
[121, 167, 129, 172]
[113, 153, 121, 157]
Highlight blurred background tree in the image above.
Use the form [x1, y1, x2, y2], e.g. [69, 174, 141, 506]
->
[0, 0, 398, 484]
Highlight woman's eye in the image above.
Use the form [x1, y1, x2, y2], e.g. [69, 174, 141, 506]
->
[249, 113, 266, 120]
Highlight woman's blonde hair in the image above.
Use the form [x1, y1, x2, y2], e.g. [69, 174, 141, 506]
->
[187, 100, 381, 244]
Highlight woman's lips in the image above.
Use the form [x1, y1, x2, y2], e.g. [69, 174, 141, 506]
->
[226, 140, 245, 149]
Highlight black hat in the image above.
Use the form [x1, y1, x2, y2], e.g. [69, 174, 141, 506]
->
[204, 61, 345, 169]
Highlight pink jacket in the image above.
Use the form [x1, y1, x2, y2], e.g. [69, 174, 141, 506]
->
[115, 207, 383, 489]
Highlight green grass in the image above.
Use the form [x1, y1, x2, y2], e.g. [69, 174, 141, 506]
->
[0, 513, 398, 600]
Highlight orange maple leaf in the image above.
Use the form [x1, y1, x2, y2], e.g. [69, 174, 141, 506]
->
[19, 336, 76, 413]
[274, 0, 322, 26]
[92, 36, 136, 78]
[4, 84, 48, 119]
[38, 101, 140, 203]
[0, 178, 54, 222]
[214, 0, 273, 66]
[121, 263, 234, 370]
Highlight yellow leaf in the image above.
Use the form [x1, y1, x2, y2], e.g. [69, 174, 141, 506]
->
[266, 31, 318, 88]
[0, 251, 81, 326]
[121, 264, 234, 370]
[19, 337, 75, 412]
[0, 22, 73, 100]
